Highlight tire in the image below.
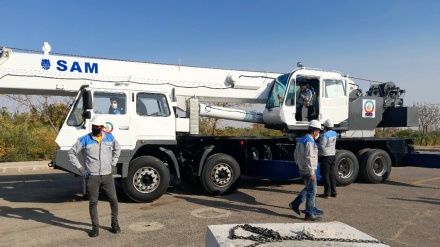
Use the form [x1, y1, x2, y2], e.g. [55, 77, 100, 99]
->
[122, 156, 170, 202]
[356, 148, 372, 160]
[360, 149, 392, 183]
[200, 153, 241, 195]
[334, 149, 359, 186]
[355, 148, 371, 182]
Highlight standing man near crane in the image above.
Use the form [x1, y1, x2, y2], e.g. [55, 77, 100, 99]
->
[296, 82, 314, 121]
[68, 115, 121, 237]
[289, 120, 323, 221]
[317, 119, 338, 198]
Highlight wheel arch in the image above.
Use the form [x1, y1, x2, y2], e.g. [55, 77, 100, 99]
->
[121, 144, 178, 178]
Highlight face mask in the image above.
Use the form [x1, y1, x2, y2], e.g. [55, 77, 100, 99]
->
[92, 127, 102, 136]
[315, 133, 320, 140]
[112, 103, 118, 109]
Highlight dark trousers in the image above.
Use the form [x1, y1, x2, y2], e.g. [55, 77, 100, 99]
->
[296, 104, 315, 121]
[86, 174, 118, 226]
[319, 156, 337, 196]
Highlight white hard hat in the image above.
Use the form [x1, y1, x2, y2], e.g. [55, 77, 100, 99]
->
[323, 119, 334, 128]
[90, 115, 105, 126]
[308, 120, 322, 130]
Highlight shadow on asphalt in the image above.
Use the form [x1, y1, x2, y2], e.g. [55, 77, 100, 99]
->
[0, 172, 120, 233]
[0, 206, 90, 233]
[173, 190, 301, 220]
[387, 197, 440, 206]
[0, 172, 83, 203]
[167, 176, 303, 220]
[163, 176, 303, 202]
[0, 172, 132, 204]
[385, 180, 440, 190]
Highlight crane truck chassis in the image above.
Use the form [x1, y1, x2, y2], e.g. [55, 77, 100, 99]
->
[0, 44, 419, 202]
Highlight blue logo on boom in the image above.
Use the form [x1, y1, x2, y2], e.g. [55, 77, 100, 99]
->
[41, 59, 51, 70]
[40, 59, 98, 74]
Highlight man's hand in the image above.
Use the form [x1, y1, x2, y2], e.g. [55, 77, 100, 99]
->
[310, 174, 316, 181]
[79, 167, 91, 177]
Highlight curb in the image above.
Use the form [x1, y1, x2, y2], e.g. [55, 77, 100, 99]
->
[415, 148, 440, 153]
[0, 161, 52, 174]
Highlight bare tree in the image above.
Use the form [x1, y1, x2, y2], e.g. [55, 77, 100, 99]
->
[416, 103, 440, 146]
[2, 95, 72, 133]
[431, 105, 440, 146]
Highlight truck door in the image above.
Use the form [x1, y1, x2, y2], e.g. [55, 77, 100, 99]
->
[130, 92, 176, 144]
[280, 76, 319, 126]
[92, 92, 131, 149]
[280, 79, 297, 126]
[319, 79, 349, 123]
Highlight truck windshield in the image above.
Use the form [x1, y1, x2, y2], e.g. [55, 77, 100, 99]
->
[66, 93, 84, 126]
[266, 73, 290, 109]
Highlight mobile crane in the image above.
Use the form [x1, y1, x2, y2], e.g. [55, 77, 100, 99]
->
[0, 43, 419, 202]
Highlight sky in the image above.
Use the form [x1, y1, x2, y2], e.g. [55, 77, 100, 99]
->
[1, 0, 440, 109]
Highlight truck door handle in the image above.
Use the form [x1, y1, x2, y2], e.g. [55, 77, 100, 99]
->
[119, 126, 129, 130]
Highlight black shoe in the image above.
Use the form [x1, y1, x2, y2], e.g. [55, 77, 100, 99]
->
[111, 220, 121, 234]
[305, 214, 322, 222]
[89, 225, 99, 237]
[318, 194, 330, 199]
[288, 202, 301, 215]
[330, 193, 337, 198]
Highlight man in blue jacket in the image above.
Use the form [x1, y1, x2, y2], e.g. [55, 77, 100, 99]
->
[318, 119, 338, 198]
[289, 120, 323, 221]
[68, 115, 121, 237]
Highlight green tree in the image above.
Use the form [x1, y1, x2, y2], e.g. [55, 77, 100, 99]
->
[0, 104, 62, 162]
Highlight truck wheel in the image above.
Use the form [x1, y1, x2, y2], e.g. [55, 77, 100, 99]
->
[360, 149, 392, 183]
[200, 153, 240, 195]
[334, 150, 359, 186]
[356, 148, 371, 160]
[122, 156, 170, 202]
[355, 148, 371, 182]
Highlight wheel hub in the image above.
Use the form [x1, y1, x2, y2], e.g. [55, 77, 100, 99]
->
[338, 158, 354, 179]
[373, 156, 387, 176]
[133, 167, 160, 193]
[211, 163, 232, 187]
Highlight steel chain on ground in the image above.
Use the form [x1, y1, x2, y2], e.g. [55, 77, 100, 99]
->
[229, 224, 385, 247]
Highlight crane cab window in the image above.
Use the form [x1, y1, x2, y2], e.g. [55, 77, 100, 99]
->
[92, 92, 126, 115]
[136, 93, 170, 117]
[323, 79, 346, 98]
[266, 73, 289, 109]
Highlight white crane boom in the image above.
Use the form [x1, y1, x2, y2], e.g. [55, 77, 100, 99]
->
[0, 47, 281, 110]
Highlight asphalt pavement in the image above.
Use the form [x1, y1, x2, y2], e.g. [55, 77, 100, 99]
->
[1, 163, 439, 247]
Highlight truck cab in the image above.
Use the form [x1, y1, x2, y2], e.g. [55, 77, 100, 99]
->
[57, 85, 177, 148]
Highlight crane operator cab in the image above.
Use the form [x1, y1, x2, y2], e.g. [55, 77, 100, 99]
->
[262, 64, 349, 131]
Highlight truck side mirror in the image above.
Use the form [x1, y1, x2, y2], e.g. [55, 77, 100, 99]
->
[83, 90, 93, 110]
[82, 111, 91, 120]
